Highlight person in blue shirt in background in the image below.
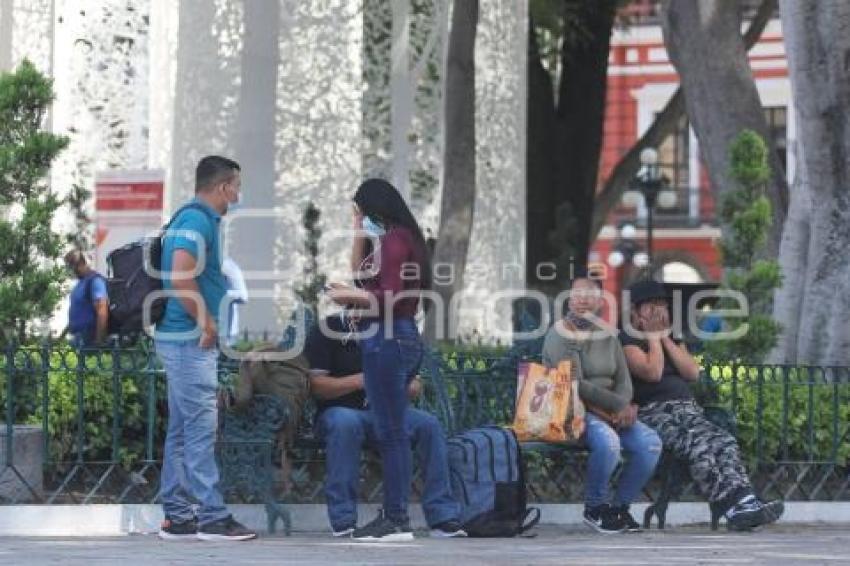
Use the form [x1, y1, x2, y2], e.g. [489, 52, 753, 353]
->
[154, 155, 256, 542]
[64, 250, 109, 348]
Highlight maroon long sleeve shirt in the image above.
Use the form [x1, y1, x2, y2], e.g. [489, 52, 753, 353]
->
[360, 226, 425, 319]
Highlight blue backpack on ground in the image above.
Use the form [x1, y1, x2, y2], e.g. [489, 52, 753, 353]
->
[447, 426, 541, 537]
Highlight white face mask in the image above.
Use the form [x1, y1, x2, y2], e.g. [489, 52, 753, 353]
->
[228, 192, 242, 212]
[361, 215, 385, 237]
[224, 184, 242, 213]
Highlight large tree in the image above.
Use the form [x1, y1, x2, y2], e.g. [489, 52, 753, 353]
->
[591, 0, 778, 241]
[529, 0, 779, 282]
[0, 60, 69, 341]
[428, 0, 479, 340]
[770, 0, 850, 365]
[659, 0, 788, 256]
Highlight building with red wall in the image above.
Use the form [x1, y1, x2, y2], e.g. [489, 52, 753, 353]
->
[591, 6, 791, 306]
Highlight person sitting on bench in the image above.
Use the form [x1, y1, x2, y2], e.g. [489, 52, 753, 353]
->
[620, 279, 784, 531]
[543, 272, 661, 534]
[304, 312, 466, 539]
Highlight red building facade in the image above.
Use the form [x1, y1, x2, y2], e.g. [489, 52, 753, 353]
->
[590, 13, 791, 304]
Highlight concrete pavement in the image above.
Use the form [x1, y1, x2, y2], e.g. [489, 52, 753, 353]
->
[1, 524, 848, 565]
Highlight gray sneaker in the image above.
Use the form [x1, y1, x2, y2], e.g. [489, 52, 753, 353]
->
[726, 498, 784, 531]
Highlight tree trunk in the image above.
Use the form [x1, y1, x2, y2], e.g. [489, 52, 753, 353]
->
[551, 0, 617, 269]
[426, 0, 478, 342]
[591, 0, 778, 240]
[770, 0, 850, 365]
[660, 0, 787, 256]
[525, 16, 558, 287]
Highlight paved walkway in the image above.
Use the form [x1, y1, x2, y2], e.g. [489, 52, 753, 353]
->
[1, 524, 848, 565]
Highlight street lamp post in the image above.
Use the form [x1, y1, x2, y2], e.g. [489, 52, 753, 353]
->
[607, 223, 649, 270]
[622, 148, 677, 269]
[607, 223, 649, 306]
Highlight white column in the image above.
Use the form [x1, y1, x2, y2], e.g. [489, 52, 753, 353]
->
[0, 0, 14, 72]
[458, 0, 528, 342]
[273, 0, 364, 327]
[50, 0, 151, 207]
[10, 0, 53, 73]
[147, 0, 179, 212]
[390, 0, 412, 200]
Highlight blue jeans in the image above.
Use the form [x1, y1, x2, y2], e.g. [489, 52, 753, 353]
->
[155, 339, 229, 525]
[360, 317, 423, 522]
[583, 412, 662, 508]
[317, 406, 460, 531]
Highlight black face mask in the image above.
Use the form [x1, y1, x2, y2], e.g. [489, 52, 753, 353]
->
[565, 310, 595, 331]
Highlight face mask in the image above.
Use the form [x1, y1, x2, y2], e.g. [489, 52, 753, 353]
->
[361, 215, 386, 237]
[566, 310, 595, 331]
[224, 184, 241, 213]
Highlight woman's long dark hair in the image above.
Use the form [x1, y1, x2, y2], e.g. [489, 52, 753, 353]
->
[353, 178, 433, 290]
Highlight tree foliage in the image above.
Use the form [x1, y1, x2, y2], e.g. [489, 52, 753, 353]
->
[706, 130, 781, 362]
[0, 60, 69, 342]
[65, 182, 94, 252]
[294, 201, 326, 317]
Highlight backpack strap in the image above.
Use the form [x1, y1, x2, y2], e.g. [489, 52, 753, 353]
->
[163, 201, 214, 232]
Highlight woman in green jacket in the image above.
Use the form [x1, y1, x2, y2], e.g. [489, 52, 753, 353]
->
[543, 273, 661, 534]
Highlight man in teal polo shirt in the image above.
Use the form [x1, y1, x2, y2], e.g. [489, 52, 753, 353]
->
[155, 155, 256, 542]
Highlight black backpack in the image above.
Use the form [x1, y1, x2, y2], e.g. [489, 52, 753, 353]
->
[105, 202, 209, 335]
[447, 426, 541, 537]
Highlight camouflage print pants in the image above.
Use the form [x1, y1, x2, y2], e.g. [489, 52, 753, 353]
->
[638, 399, 751, 503]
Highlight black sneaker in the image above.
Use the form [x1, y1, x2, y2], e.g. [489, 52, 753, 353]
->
[331, 524, 356, 538]
[612, 505, 642, 533]
[583, 504, 626, 534]
[158, 517, 197, 541]
[352, 509, 414, 542]
[197, 515, 257, 541]
[430, 519, 468, 538]
[726, 496, 784, 531]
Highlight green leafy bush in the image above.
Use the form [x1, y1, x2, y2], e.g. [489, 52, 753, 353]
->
[0, 345, 167, 469]
[706, 364, 850, 466]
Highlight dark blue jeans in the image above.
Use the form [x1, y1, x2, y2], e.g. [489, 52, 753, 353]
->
[316, 406, 459, 531]
[360, 317, 423, 523]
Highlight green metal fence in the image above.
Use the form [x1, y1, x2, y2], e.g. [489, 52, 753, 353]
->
[1, 341, 848, 504]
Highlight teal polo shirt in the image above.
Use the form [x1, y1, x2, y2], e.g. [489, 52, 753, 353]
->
[156, 198, 228, 337]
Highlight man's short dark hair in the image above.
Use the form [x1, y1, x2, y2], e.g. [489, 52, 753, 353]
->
[195, 155, 240, 192]
[64, 249, 87, 267]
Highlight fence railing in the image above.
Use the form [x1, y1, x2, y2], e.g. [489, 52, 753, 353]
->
[1, 341, 848, 504]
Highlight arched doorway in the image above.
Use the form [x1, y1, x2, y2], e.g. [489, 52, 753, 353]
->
[660, 261, 704, 283]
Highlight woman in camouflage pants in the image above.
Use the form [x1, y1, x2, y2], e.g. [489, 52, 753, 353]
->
[620, 280, 784, 531]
